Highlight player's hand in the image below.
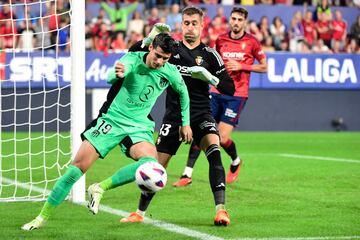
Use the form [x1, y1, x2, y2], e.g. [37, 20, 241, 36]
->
[179, 125, 192, 144]
[226, 59, 241, 71]
[187, 66, 219, 87]
[141, 23, 171, 48]
[114, 62, 125, 78]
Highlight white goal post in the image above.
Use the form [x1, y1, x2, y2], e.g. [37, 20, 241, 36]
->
[0, 0, 85, 202]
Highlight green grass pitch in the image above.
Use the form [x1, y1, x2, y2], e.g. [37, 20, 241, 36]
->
[0, 132, 359, 239]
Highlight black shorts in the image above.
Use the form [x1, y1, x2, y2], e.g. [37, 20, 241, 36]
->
[156, 113, 219, 155]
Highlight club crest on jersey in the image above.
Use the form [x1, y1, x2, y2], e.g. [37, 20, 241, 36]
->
[241, 43, 246, 50]
[195, 56, 203, 65]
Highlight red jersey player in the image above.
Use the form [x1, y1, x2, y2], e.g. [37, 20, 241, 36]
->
[173, 7, 267, 187]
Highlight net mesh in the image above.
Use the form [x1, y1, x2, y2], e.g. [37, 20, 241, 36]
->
[0, 0, 73, 202]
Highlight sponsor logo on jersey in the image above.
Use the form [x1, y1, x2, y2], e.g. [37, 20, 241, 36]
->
[160, 77, 168, 88]
[222, 52, 245, 60]
[195, 56, 203, 65]
[91, 130, 100, 138]
[176, 65, 191, 76]
[139, 85, 155, 102]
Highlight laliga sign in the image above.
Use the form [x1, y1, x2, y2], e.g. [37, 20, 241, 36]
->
[267, 57, 357, 84]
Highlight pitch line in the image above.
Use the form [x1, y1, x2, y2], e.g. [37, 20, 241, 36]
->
[232, 237, 360, 240]
[3, 178, 360, 240]
[279, 154, 360, 164]
[1, 177, 223, 240]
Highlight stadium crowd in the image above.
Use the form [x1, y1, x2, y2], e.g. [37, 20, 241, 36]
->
[0, 0, 359, 53]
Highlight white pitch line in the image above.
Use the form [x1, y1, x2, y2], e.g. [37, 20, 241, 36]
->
[2, 178, 360, 240]
[232, 236, 360, 240]
[279, 154, 360, 164]
[1, 177, 223, 240]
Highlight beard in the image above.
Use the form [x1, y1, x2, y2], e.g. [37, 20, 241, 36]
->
[231, 26, 241, 34]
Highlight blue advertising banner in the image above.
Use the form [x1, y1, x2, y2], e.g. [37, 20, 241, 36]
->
[2, 51, 360, 89]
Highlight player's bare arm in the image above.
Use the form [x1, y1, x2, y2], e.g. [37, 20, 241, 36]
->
[226, 58, 267, 73]
[179, 125, 193, 144]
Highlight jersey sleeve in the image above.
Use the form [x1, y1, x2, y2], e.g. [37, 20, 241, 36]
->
[205, 47, 235, 96]
[167, 66, 190, 126]
[107, 52, 137, 84]
[252, 38, 266, 62]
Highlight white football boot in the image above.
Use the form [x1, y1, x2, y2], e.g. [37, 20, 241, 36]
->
[87, 183, 104, 215]
[21, 216, 46, 231]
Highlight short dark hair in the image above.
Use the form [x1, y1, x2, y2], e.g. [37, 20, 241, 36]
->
[231, 7, 248, 19]
[182, 5, 204, 18]
[152, 33, 175, 54]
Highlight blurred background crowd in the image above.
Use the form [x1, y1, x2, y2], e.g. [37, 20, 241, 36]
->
[0, 0, 359, 54]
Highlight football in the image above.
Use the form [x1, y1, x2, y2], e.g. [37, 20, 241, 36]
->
[135, 161, 167, 193]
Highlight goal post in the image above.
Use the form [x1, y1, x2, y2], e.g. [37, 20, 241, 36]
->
[70, 0, 86, 203]
[0, 0, 86, 203]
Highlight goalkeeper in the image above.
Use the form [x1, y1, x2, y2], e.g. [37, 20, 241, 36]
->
[89, 7, 235, 227]
[21, 33, 192, 231]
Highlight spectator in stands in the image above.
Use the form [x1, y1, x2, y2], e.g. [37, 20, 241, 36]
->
[215, 7, 228, 24]
[288, 11, 304, 52]
[258, 16, 271, 43]
[171, 22, 183, 41]
[249, 20, 264, 43]
[316, 0, 332, 20]
[345, 38, 360, 53]
[302, 10, 317, 47]
[34, 17, 52, 50]
[349, 15, 360, 45]
[58, 18, 70, 52]
[111, 32, 127, 51]
[147, 7, 160, 28]
[48, 2, 60, 50]
[165, 0, 181, 6]
[91, 7, 111, 28]
[85, 24, 93, 50]
[273, 0, 292, 4]
[127, 11, 145, 37]
[270, 16, 286, 50]
[101, 0, 138, 38]
[0, 20, 17, 49]
[201, 7, 212, 37]
[166, 4, 182, 30]
[126, 31, 142, 49]
[209, 16, 228, 48]
[17, 16, 36, 51]
[94, 22, 111, 54]
[241, 0, 255, 5]
[312, 38, 332, 53]
[315, 12, 332, 49]
[331, 9, 347, 51]
[262, 35, 275, 52]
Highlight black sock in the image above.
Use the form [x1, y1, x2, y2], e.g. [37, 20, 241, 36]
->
[187, 143, 201, 168]
[138, 192, 155, 212]
[230, 164, 239, 173]
[221, 139, 238, 161]
[205, 144, 226, 205]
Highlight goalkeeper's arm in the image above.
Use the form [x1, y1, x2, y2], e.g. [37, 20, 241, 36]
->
[187, 66, 235, 96]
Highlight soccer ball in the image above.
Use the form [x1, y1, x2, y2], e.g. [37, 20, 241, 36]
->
[135, 161, 167, 193]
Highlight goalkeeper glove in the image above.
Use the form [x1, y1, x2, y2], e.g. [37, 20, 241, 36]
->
[141, 23, 171, 48]
[187, 66, 219, 87]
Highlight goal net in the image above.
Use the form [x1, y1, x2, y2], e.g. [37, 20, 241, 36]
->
[0, 0, 85, 202]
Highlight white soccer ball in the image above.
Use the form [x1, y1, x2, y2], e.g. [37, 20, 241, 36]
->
[135, 161, 167, 193]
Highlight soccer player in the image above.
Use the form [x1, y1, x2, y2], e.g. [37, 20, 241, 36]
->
[88, 6, 235, 226]
[173, 7, 267, 186]
[21, 33, 192, 231]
